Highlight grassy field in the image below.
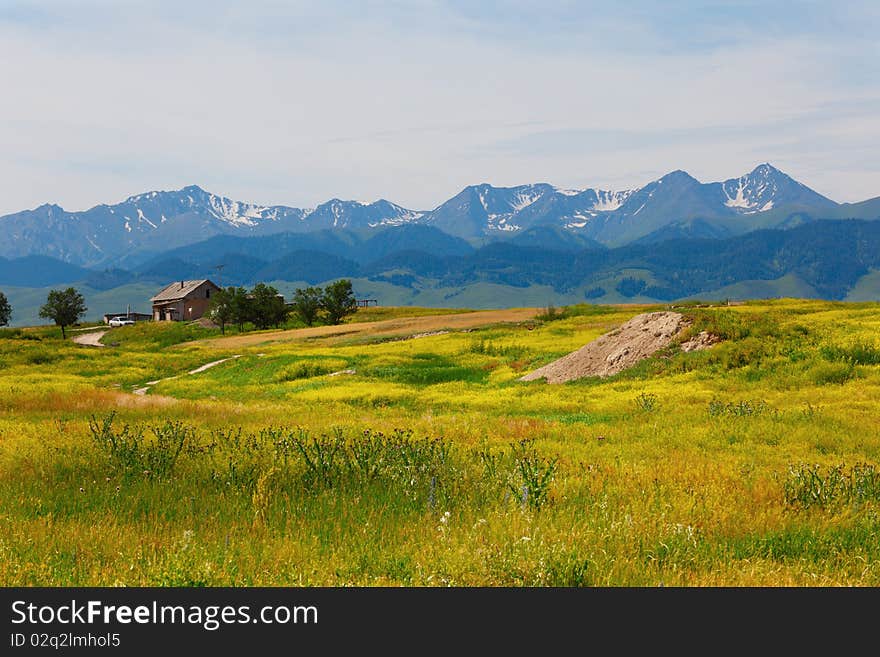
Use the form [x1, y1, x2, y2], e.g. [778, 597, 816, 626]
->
[1, 299, 879, 586]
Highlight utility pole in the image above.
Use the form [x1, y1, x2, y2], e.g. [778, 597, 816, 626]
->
[214, 263, 226, 290]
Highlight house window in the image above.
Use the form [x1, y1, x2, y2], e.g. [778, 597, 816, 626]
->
[206, 289, 210, 298]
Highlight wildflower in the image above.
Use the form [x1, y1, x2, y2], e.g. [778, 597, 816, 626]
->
[439, 511, 451, 524]
[78, 487, 85, 493]
[105, 477, 111, 483]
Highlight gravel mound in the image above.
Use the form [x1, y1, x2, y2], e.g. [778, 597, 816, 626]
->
[521, 311, 706, 383]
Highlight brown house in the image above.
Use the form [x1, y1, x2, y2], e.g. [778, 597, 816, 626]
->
[151, 279, 221, 322]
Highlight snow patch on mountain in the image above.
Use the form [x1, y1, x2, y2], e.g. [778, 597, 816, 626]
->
[592, 189, 635, 212]
[722, 166, 782, 214]
[206, 195, 261, 227]
[369, 208, 425, 228]
[511, 188, 545, 212]
[477, 190, 489, 213]
[487, 214, 520, 231]
[723, 179, 755, 209]
[136, 208, 156, 229]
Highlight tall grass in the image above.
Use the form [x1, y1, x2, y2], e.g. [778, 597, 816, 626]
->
[2, 299, 880, 585]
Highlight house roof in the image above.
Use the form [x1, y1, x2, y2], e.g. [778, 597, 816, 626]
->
[150, 279, 218, 303]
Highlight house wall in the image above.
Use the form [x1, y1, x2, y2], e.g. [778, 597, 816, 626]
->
[182, 297, 211, 320]
[153, 301, 184, 321]
[152, 282, 219, 321]
[182, 281, 218, 320]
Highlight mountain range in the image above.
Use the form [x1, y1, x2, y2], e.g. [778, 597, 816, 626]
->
[3, 164, 879, 269]
[2, 163, 879, 326]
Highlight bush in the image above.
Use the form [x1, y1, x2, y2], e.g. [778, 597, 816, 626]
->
[274, 358, 349, 382]
[784, 463, 880, 509]
[536, 304, 563, 321]
[88, 412, 191, 480]
[807, 361, 856, 385]
[507, 439, 558, 510]
[25, 349, 59, 365]
[819, 342, 880, 365]
[708, 399, 772, 417]
[633, 392, 659, 412]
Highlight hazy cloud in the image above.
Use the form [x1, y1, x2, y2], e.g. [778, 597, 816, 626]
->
[0, 1, 877, 214]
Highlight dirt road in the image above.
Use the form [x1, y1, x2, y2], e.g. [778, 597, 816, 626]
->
[133, 355, 242, 395]
[72, 330, 108, 347]
[202, 308, 541, 348]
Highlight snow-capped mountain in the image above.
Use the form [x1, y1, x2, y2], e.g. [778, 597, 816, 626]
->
[716, 163, 836, 214]
[0, 186, 424, 266]
[0, 164, 859, 266]
[422, 183, 645, 236]
[423, 183, 558, 236]
[420, 164, 839, 245]
[305, 199, 424, 230]
[119, 184, 310, 230]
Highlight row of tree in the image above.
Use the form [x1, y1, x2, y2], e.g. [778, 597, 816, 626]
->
[209, 279, 358, 334]
[1, 279, 360, 337]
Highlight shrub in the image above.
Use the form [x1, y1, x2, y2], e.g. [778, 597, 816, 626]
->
[708, 399, 772, 418]
[633, 392, 659, 413]
[784, 463, 880, 509]
[25, 349, 59, 365]
[274, 358, 349, 382]
[807, 361, 856, 385]
[819, 342, 880, 365]
[88, 412, 191, 480]
[536, 304, 563, 321]
[508, 439, 558, 510]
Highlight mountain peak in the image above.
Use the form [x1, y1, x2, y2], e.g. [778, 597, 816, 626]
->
[656, 169, 699, 185]
[721, 163, 834, 214]
[750, 163, 782, 176]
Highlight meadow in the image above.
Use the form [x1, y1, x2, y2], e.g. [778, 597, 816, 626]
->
[1, 299, 879, 586]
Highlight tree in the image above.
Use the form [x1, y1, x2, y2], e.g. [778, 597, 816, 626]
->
[0, 291, 10, 326]
[249, 283, 288, 329]
[290, 286, 323, 326]
[321, 279, 357, 325]
[227, 286, 251, 332]
[39, 287, 86, 338]
[208, 287, 235, 335]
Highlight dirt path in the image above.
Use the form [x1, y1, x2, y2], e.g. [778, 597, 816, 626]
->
[133, 355, 242, 395]
[201, 308, 541, 348]
[72, 330, 108, 347]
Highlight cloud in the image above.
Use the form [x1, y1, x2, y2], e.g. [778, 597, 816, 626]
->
[0, 1, 877, 214]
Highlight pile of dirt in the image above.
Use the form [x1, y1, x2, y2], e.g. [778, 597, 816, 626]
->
[194, 317, 219, 328]
[520, 311, 715, 384]
[680, 330, 722, 352]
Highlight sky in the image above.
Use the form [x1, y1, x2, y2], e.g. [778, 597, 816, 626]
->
[0, 0, 878, 214]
